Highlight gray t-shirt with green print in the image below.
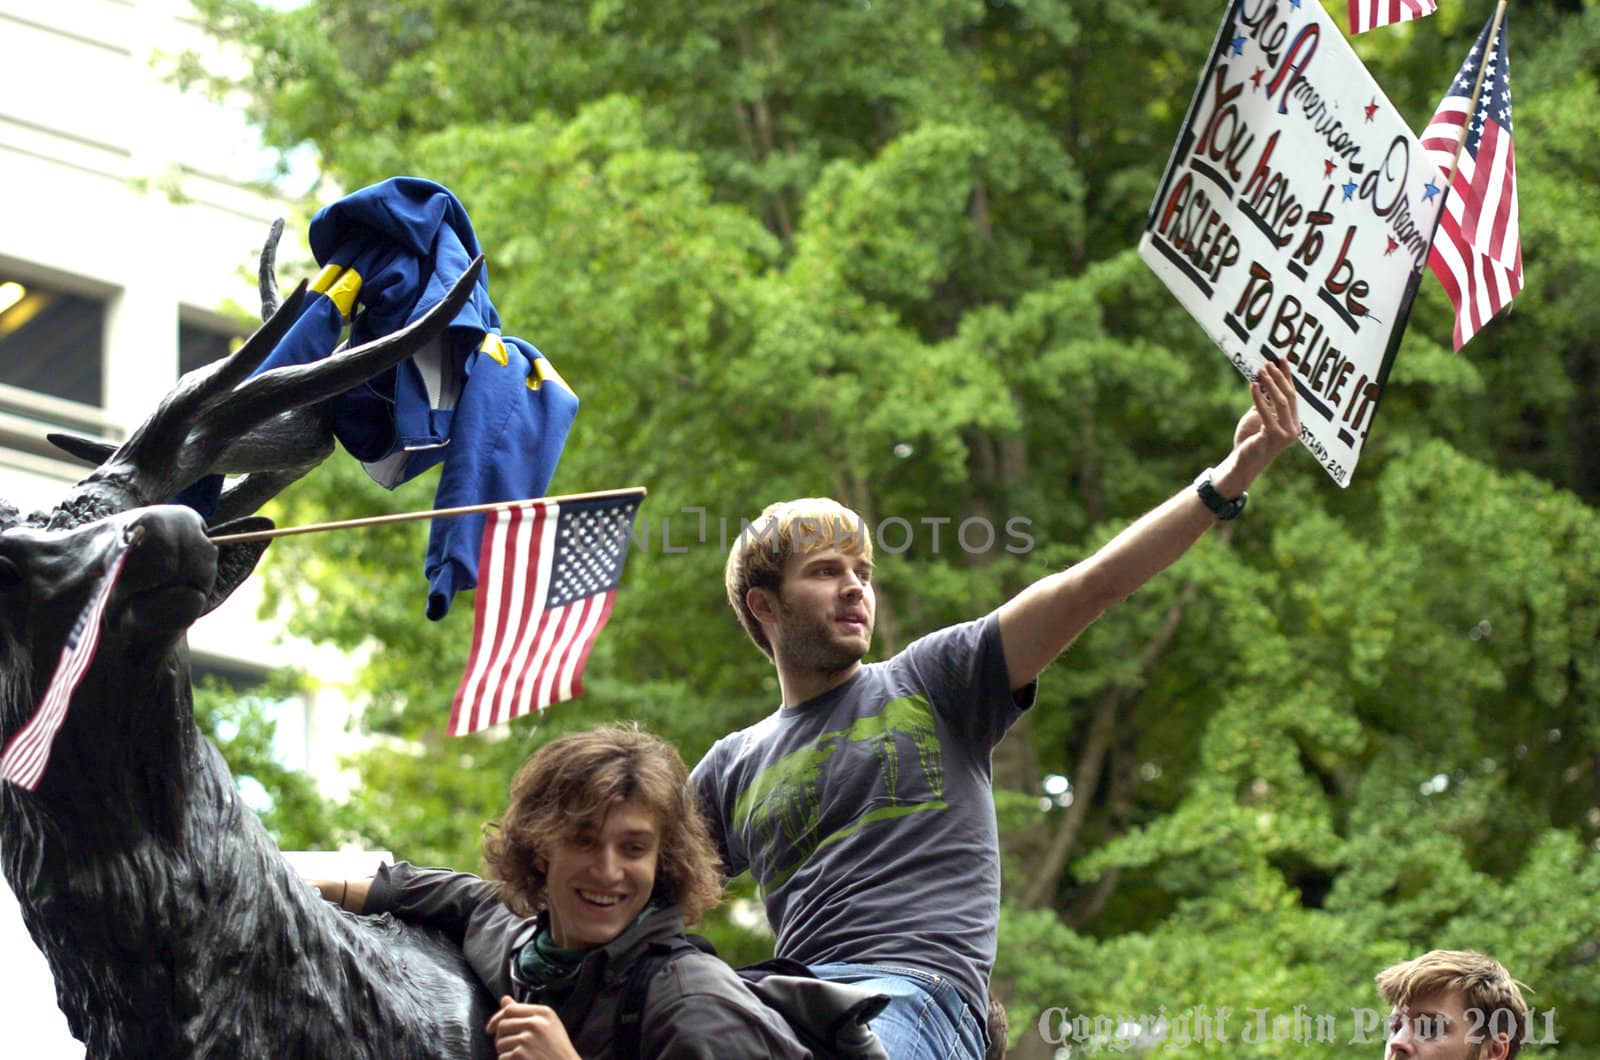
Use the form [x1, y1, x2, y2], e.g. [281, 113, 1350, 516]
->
[691, 612, 1034, 1026]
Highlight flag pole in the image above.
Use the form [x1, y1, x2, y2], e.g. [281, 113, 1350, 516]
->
[207, 486, 649, 544]
[1441, 0, 1509, 191]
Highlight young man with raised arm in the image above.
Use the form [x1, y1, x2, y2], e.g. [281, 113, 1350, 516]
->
[691, 363, 1302, 1059]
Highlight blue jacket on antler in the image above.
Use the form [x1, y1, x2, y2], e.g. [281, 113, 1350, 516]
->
[202, 178, 578, 619]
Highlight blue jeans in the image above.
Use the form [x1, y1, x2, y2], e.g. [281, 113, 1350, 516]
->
[808, 962, 985, 1060]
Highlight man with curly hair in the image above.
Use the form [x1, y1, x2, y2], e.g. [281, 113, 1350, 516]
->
[310, 723, 824, 1057]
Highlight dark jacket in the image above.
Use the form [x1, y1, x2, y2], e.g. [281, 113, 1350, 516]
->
[368, 862, 812, 1058]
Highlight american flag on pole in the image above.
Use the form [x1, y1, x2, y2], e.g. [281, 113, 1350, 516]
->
[1348, 0, 1437, 35]
[449, 491, 642, 736]
[1422, 11, 1522, 351]
[0, 532, 135, 791]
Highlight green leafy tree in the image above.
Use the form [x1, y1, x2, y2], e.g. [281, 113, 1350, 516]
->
[194, 675, 339, 850]
[194, 0, 1600, 1053]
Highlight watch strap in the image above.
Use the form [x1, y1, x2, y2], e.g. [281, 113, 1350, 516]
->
[1193, 468, 1247, 521]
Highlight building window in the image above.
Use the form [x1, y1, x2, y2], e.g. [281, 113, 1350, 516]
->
[0, 275, 105, 407]
[178, 319, 240, 376]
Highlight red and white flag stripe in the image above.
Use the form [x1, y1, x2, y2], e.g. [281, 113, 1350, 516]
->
[448, 499, 630, 736]
[1348, 0, 1437, 35]
[0, 536, 134, 791]
[1422, 110, 1520, 269]
[1428, 215, 1523, 351]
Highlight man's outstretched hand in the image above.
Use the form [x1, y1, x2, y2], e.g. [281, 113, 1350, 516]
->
[1215, 359, 1301, 497]
[995, 356, 1305, 688]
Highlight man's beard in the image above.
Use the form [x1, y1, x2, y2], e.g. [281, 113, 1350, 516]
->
[774, 600, 869, 675]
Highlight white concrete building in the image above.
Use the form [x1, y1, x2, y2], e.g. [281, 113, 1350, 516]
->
[0, 2, 361, 1052]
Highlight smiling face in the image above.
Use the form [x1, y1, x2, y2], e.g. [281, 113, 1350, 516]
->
[541, 798, 660, 949]
[1385, 991, 1509, 1060]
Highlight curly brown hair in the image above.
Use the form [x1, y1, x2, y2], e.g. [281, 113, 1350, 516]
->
[481, 723, 724, 927]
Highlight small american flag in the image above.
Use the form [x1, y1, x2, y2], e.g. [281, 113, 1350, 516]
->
[449, 492, 642, 736]
[1422, 12, 1521, 351]
[1348, 0, 1437, 35]
[0, 531, 135, 791]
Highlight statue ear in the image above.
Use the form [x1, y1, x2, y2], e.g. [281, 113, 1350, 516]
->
[202, 516, 273, 616]
[46, 432, 118, 468]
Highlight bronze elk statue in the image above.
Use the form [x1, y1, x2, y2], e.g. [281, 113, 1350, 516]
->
[0, 241, 497, 1058]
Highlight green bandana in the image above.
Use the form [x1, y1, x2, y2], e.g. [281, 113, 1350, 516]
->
[515, 925, 587, 988]
[514, 899, 667, 989]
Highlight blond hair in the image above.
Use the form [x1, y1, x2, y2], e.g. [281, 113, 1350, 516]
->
[481, 723, 724, 927]
[1376, 950, 1530, 1059]
[724, 497, 873, 658]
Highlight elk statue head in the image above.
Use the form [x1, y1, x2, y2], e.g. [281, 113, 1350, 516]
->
[0, 238, 497, 1059]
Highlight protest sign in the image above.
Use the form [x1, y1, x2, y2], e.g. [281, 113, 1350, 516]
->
[1140, 0, 1443, 485]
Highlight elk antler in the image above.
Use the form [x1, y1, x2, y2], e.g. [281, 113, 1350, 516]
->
[259, 217, 285, 321]
[47, 254, 484, 530]
[45, 224, 307, 526]
[204, 216, 325, 522]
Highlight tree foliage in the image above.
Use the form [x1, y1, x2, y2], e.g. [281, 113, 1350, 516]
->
[195, 0, 1600, 1053]
[194, 675, 339, 851]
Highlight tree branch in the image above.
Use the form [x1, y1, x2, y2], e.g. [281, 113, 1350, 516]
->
[1067, 741, 1137, 927]
[1017, 577, 1201, 909]
[736, 22, 794, 247]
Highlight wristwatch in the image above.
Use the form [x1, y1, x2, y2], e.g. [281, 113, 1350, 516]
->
[1193, 468, 1247, 521]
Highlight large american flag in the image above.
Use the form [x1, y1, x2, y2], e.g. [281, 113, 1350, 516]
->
[1348, 0, 1437, 35]
[1422, 12, 1522, 351]
[0, 532, 135, 791]
[449, 492, 642, 736]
